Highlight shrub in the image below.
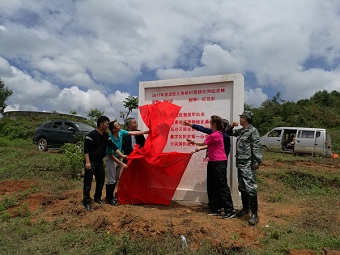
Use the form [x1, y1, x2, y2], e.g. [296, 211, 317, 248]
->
[56, 142, 84, 178]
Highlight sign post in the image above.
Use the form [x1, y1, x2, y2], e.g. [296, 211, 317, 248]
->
[139, 74, 244, 206]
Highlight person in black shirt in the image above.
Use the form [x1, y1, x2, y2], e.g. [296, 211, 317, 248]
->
[83, 116, 126, 211]
[122, 117, 146, 162]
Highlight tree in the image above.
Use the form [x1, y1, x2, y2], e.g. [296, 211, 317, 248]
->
[120, 96, 138, 122]
[310, 90, 340, 108]
[0, 79, 13, 116]
[244, 103, 252, 111]
[87, 108, 105, 126]
[310, 90, 332, 107]
[261, 92, 283, 108]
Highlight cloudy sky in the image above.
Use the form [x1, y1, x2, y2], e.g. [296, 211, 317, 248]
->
[0, 0, 339, 120]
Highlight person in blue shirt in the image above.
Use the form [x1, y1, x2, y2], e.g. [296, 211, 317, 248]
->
[105, 120, 148, 205]
[182, 119, 232, 215]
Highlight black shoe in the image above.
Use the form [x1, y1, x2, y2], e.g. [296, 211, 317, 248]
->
[249, 195, 259, 225]
[248, 214, 259, 225]
[84, 203, 92, 211]
[236, 208, 250, 217]
[94, 199, 104, 205]
[222, 211, 236, 219]
[207, 210, 222, 216]
[107, 199, 119, 206]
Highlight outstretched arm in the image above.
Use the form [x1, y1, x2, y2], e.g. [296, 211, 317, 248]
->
[191, 145, 208, 154]
[115, 149, 127, 159]
[182, 121, 212, 135]
[187, 138, 206, 147]
[182, 121, 192, 128]
[109, 154, 128, 170]
[226, 121, 238, 136]
[128, 130, 149, 136]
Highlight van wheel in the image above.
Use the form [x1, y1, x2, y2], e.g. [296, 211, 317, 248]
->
[262, 146, 268, 152]
[38, 138, 48, 151]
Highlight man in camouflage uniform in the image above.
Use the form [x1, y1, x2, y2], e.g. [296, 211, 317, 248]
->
[227, 111, 263, 225]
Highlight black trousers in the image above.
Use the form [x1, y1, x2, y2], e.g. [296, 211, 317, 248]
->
[207, 163, 212, 208]
[208, 160, 234, 213]
[83, 160, 105, 205]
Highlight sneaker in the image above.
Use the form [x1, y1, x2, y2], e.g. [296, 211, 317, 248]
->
[84, 203, 92, 211]
[222, 211, 236, 219]
[207, 210, 222, 216]
[94, 199, 104, 205]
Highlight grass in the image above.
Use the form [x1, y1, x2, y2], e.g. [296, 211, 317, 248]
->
[1, 216, 238, 255]
[258, 223, 339, 255]
[0, 140, 340, 254]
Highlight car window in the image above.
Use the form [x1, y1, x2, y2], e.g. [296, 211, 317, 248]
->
[43, 122, 53, 128]
[268, 130, 281, 137]
[52, 121, 63, 129]
[75, 122, 95, 132]
[61, 122, 75, 131]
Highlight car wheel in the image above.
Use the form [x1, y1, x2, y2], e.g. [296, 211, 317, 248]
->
[262, 146, 268, 152]
[38, 138, 48, 151]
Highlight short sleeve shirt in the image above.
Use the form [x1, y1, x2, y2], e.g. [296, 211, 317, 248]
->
[107, 129, 129, 157]
[204, 131, 227, 161]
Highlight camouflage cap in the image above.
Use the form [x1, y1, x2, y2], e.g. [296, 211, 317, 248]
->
[239, 111, 253, 120]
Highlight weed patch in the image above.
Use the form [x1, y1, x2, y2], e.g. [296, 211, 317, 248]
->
[280, 170, 339, 196]
[259, 224, 339, 255]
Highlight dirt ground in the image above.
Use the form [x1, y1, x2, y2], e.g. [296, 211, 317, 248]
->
[1, 159, 340, 254]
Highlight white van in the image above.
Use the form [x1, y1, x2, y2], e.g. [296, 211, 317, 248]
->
[260, 127, 332, 157]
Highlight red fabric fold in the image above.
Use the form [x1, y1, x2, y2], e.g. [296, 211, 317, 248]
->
[117, 101, 192, 205]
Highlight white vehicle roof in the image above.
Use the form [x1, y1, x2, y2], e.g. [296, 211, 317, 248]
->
[271, 127, 327, 131]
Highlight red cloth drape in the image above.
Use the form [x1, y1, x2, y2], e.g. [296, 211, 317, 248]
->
[117, 101, 192, 205]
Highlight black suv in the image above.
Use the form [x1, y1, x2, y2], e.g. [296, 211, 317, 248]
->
[33, 120, 95, 151]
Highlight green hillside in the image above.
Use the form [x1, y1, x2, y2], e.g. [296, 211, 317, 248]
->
[0, 89, 339, 151]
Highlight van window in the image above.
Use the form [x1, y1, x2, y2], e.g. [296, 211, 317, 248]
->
[268, 130, 281, 137]
[298, 130, 315, 139]
[326, 132, 332, 148]
[316, 131, 321, 138]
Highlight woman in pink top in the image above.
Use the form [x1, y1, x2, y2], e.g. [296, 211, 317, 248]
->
[189, 115, 235, 219]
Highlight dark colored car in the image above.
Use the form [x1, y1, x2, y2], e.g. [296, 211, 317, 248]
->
[33, 120, 95, 151]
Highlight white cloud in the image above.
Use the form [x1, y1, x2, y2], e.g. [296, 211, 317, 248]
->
[245, 88, 268, 108]
[281, 67, 340, 102]
[0, 0, 339, 117]
[50, 86, 109, 114]
[157, 44, 245, 79]
[0, 56, 12, 75]
[1, 57, 61, 109]
[48, 86, 135, 120]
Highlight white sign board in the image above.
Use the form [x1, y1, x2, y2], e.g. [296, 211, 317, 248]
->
[139, 74, 244, 205]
